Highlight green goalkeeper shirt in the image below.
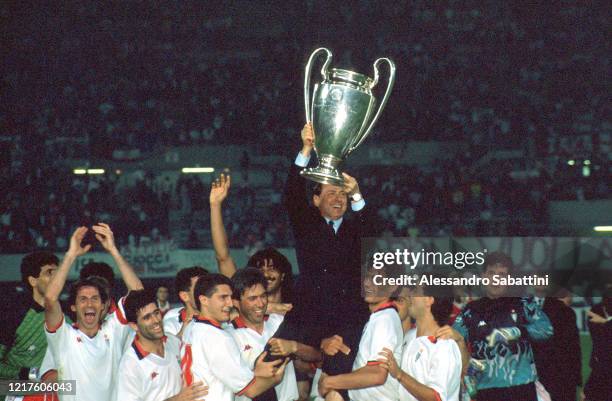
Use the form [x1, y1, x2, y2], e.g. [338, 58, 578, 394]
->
[0, 297, 47, 379]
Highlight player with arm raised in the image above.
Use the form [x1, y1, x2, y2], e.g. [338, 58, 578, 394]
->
[44, 226, 134, 401]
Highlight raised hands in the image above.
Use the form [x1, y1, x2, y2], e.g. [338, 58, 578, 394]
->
[301, 123, 315, 156]
[342, 172, 360, 197]
[67, 226, 92, 257]
[210, 174, 231, 206]
[92, 222, 118, 253]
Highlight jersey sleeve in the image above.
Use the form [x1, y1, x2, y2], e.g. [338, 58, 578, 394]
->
[44, 315, 68, 351]
[163, 312, 181, 337]
[452, 309, 469, 341]
[361, 315, 401, 366]
[426, 342, 462, 401]
[114, 356, 144, 401]
[521, 297, 553, 341]
[205, 333, 255, 395]
[44, 315, 71, 376]
[107, 297, 133, 347]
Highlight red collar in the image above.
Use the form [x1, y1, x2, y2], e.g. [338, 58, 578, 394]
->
[373, 301, 398, 313]
[193, 316, 222, 329]
[231, 315, 269, 333]
[132, 334, 168, 360]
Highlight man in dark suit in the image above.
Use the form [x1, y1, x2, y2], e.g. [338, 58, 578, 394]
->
[283, 123, 370, 399]
[532, 291, 582, 401]
[583, 296, 611, 401]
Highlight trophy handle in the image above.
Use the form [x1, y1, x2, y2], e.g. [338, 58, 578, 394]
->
[347, 57, 396, 153]
[304, 47, 333, 123]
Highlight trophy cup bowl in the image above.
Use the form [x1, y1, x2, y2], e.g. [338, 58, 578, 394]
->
[301, 48, 396, 186]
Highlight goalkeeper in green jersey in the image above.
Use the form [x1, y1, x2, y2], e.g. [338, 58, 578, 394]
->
[0, 251, 58, 379]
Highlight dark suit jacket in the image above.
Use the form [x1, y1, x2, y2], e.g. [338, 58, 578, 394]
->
[584, 301, 611, 401]
[283, 163, 370, 345]
[531, 298, 582, 400]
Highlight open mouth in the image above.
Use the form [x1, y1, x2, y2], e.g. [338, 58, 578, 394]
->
[83, 311, 97, 324]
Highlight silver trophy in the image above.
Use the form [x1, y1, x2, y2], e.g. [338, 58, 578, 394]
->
[302, 47, 396, 186]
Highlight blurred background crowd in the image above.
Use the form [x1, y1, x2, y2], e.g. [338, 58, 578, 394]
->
[1, 0, 609, 253]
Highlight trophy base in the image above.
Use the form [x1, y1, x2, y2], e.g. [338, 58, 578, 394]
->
[300, 167, 345, 187]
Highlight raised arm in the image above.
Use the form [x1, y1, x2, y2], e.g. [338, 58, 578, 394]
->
[92, 223, 144, 291]
[284, 124, 315, 228]
[45, 227, 91, 330]
[210, 173, 237, 278]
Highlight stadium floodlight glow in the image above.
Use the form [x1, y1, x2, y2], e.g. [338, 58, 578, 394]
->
[181, 167, 215, 174]
[567, 159, 575, 166]
[594, 226, 612, 232]
[87, 169, 105, 175]
[73, 169, 87, 175]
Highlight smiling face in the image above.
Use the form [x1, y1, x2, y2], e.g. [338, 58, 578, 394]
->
[313, 184, 348, 220]
[135, 302, 164, 341]
[236, 284, 268, 326]
[259, 258, 285, 293]
[199, 284, 233, 323]
[71, 286, 105, 333]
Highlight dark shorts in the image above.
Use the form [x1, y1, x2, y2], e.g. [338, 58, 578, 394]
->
[476, 382, 537, 401]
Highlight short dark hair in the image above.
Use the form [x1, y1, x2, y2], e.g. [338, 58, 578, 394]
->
[312, 183, 322, 196]
[483, 251, 514, 272]
[80, 262, 115, 287]
[193, 273, 233, 311]
[175, 266, 208, 303]
[422, 282, 454, 326]
[232, 268, 268, 300]
[69, 276, 110, 307]
[20, 252, 59, 293]
[247, 248, 294, 302]
[124, 288, 158, 323]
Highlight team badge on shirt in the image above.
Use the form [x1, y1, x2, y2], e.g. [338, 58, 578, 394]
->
[415, 349, 424, 362]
